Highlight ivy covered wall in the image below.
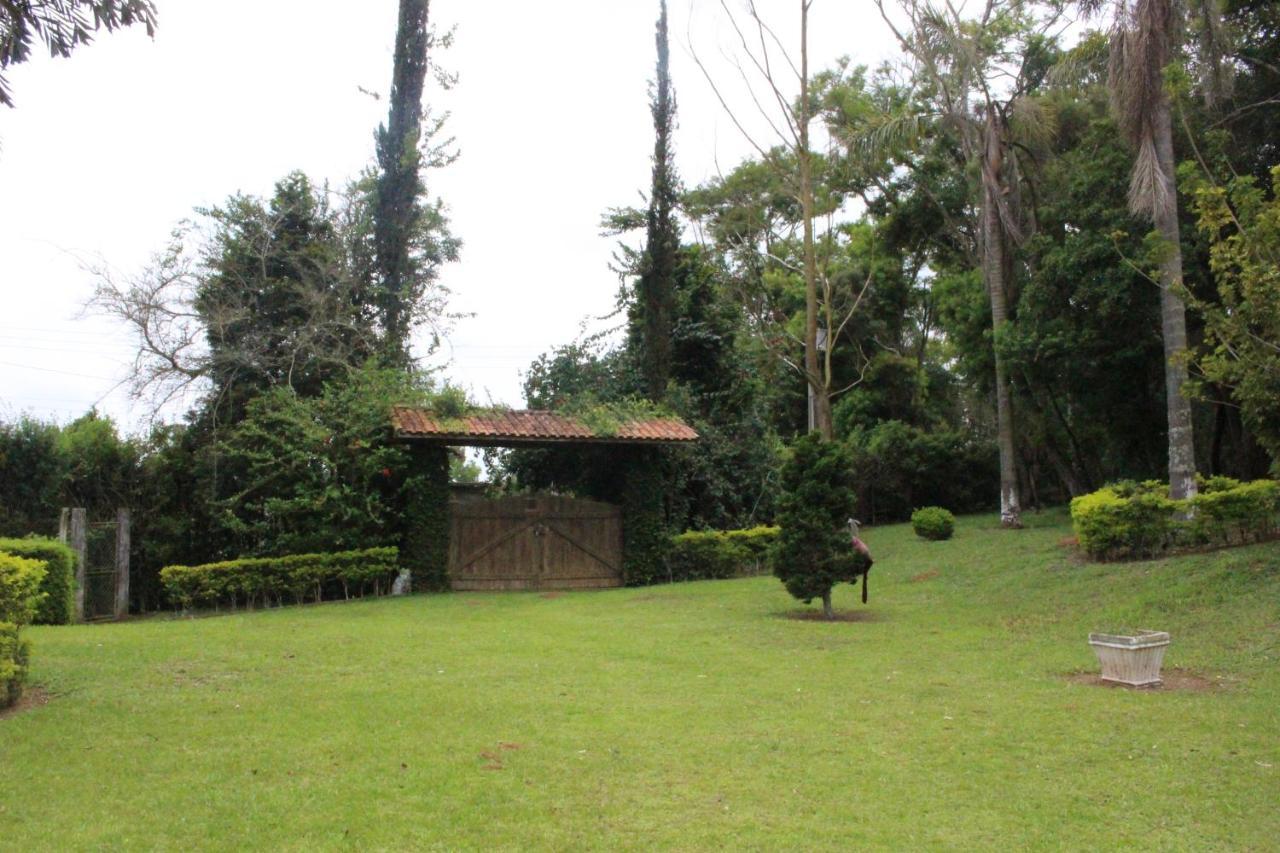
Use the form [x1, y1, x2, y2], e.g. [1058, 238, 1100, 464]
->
[621, 447, 672, 585]
[401, 444, 451, 591]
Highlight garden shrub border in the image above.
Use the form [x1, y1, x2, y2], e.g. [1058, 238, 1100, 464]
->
[1070, 476, 1280, 560]
[668, 526, 779, 581]
[1, 551, 46, 708]
[0, 537, 76, 625]
[159, 547, 399, 612]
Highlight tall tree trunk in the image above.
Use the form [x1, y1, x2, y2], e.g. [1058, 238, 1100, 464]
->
[982, 109, 1022, 527]
[375, 0, 430, 366]
[797, 0, 832, 440]
[821, 589, 833, 619]
[1151, 100, 1197, 500]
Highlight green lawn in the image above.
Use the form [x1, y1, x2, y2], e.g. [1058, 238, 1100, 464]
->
[3, 510, 1278, 850]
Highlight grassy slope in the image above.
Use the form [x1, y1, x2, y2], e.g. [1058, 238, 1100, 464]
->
[2, 510, 1278, 850]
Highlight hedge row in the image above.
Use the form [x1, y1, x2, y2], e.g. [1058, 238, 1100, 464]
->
[0, 537, 76, 625]
[668, 526, 779, 581]
[1070, 476, 1280, 560]
[159, 547, 400, 611]
[1, 551, 46, 708]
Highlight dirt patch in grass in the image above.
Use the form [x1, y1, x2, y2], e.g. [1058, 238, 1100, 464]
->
[0, 686, 50, 720]
[479, 742, 523, 770]
[627, 593, 679, 604]
[910, 569, 940, 583]
[538, 592, 563, 600]
[781, 609, 884, 623]
[1064, 668, 1229, 692]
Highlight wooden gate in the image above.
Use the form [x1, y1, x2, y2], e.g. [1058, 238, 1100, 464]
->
[448, 495, 622, 591]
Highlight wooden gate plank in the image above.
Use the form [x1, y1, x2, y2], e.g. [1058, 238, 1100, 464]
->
[446, 495, 622, 590]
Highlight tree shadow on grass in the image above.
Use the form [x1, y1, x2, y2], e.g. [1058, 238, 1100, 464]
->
[775, 608, 886, 623]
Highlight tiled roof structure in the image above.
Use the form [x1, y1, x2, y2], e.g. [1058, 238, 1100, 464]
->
[391, 406, 699, 446]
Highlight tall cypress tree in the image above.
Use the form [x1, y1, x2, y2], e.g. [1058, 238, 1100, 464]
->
[374, 0, 430, 366]
[635, 0, 680, 402]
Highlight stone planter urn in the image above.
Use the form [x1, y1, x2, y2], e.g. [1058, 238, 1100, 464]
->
[1088, 631, 1170, 687]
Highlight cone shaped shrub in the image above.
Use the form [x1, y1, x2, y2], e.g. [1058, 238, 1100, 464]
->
[773, 434, 869, 617]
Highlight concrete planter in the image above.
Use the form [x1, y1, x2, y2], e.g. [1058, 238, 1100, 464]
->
[1088, 631, 1170, 686]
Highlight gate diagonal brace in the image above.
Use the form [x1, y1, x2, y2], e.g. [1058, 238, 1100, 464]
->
[456, 517, 541, 570]
[541, 521, 620, 573]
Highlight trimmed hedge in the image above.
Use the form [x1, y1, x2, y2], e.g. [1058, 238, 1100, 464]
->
[911, 507, 955, 541]
[159, 547, 399, 612]
[668, 526, 779, 581]
[0, 537, 76, 625]
[0, 623, 29, 708]
[1071, 477, 1280, 560]
[1, 551, 46, 709]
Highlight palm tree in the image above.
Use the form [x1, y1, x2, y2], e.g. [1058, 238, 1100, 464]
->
[866, 0, 1057, 527]
[1085, 0, 1217, 499]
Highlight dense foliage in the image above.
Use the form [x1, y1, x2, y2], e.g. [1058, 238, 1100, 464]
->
[773, 435, 869, 617]
[0, 537, 76, 625]
[1186, 165, 1280, 472]
[911, 507, 956, 542]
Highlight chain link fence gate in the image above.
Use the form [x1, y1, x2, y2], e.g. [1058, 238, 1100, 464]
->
[59, 508, 130, 622]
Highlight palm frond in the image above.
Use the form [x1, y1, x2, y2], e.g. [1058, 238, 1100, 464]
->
[847, 109, 937, 159]
[1007, 95, 1057, 151]
[1127, 135, 1174, 220]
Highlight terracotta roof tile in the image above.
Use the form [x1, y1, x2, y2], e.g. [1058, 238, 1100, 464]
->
[391, 407, 698, 445]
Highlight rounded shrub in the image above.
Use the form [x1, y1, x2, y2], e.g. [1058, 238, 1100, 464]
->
[911, 506, 955, 541]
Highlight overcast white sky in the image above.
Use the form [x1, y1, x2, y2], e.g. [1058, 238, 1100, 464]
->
[0, 0, 893, 432]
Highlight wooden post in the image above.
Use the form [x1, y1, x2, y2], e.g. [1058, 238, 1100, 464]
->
[58, 508, 69, 543]
[114, 508, 131, 620]
[68, 508, 87, 623]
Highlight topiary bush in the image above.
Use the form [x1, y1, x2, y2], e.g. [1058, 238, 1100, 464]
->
[773, 434, 870, 618]
[159, 547, 399, 612]
[910, 507, 955, 541]
[0, 537, 76, 625]
[1070, 477, 1280, 560]
[0, 551, 46, 708]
